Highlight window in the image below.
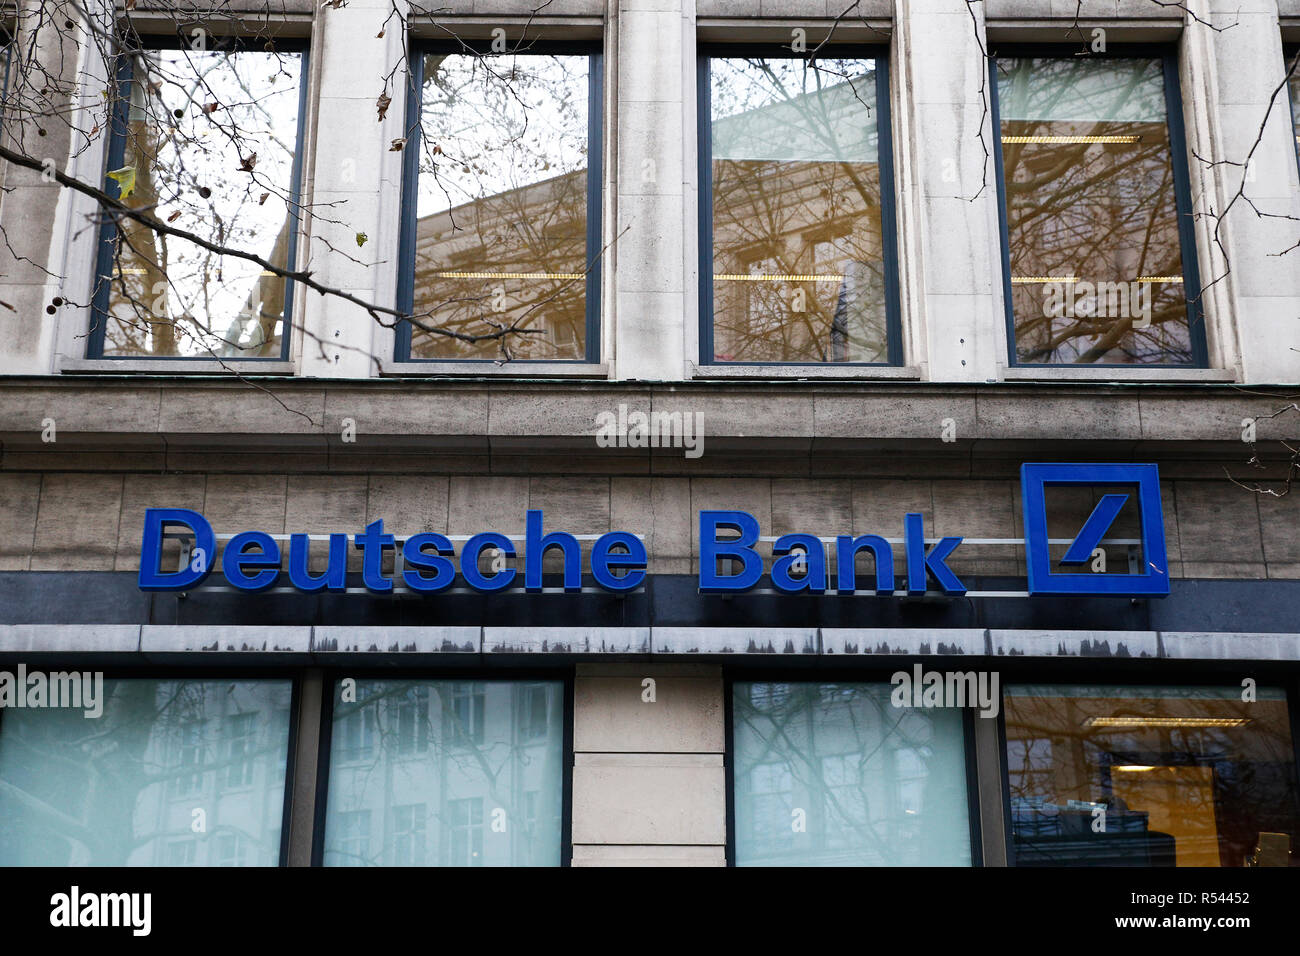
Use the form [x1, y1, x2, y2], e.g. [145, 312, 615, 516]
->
[518, 683, 551, 743]
[336, 702, 375, 762]
[448, 797, 484, 866]
[392, 803, 428, 866]
[329, 810, 372, 867]
[1004, 685, 1300, 866]
[699, 50, 901, 365]
[731, 682, 973, 866]
[222, 712, 257, 789]
[991, 51, 1206, 366]
[397, 45, 601, 362]
[171, 717, 205, 798]
[0, 679, 293, 866]
[448, 682, 485, 746]
[213, 832, 248, 867]
[88, 36, 308, 359]
[321, 679, 565, 867]
[166, 838, 197, 866]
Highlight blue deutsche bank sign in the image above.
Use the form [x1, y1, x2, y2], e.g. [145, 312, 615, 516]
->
[138, 463, 1171, 599]
[1020, 463, 1170, 597]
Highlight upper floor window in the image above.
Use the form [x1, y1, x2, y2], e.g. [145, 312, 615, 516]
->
[698, 49, 901, 366]
[88, 35, 308, 359]
[992, 51, 1206, 366]
[396, 44, 601, 363]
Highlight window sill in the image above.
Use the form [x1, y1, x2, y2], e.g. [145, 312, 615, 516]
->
[1001, 367, 1238, 383]
[689, 363, 922, 381]
[60, 358, 297, 375]
[379, 361, 609, 378]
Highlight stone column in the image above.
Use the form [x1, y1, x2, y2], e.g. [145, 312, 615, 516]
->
[893, 0, 1006, 382]
[610, 0, 692, 379]
[571, 663, 726, 865]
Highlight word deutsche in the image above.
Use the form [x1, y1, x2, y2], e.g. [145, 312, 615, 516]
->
[139, 509, 647, 593]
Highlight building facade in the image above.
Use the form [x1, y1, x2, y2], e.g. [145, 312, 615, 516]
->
[0, 0, 1299, 867]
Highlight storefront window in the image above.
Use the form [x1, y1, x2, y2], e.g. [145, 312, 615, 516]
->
[0, 679, 293, 865]
[91, 41, 307, 359]
[322, 679, 565, 866]
[701, 53, 899, 365]
[1004, 685, 1300, 866]
[399, 49, 599, 362]
[732, 682, 972, 865]
[993, 55, 1204, 366]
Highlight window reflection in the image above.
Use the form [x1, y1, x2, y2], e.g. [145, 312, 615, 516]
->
[0, 679, 292, 865]
[996, 56, 1198, 365]
[733, 682, 971, 866]
[1004, 685, 1299, 866]
[98, 45, 304, 358]
[322, 680, 564, 866]
[709, 57, 890, 364]
[409, 53, 592, 361]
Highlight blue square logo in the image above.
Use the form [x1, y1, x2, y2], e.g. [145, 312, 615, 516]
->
[1020, 463, 1169, 597]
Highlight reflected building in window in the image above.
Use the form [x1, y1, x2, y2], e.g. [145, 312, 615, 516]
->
[0, 679, 292, 866]
[322, 680, 564, 867]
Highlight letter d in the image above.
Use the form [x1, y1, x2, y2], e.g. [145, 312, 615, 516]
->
[139, 508, 216, 591]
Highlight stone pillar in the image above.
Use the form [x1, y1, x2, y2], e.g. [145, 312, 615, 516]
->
[610, 0, 692, 380]
[893, 0, 1005, 382]
[1183, 0, 1300, 381]
[298, 0, 409, 377]
[571, 663, 726, 865]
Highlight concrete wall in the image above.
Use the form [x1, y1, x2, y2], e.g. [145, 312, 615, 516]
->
[2, 463, 1297, 578]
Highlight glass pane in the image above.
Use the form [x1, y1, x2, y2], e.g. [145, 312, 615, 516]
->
[101, 48, 303, 358]
[733, 682, 972, 865]
[710, 57, 888, 364]
[1004, 685, 1300, 866]
[0, 679, 292, 865]
[997, 57, 1195, 365]
[410, 53, 590, 361]
[322, 680, 564, 866]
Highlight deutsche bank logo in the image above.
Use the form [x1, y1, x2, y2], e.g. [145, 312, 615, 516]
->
[1020, 463, 1170, 597]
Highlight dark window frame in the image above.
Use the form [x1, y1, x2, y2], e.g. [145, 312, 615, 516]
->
[86, 33, 311, 361]
[394, 41, 604, 365]
[988, 44, 1209, 369]
[697, 44, 904, 368]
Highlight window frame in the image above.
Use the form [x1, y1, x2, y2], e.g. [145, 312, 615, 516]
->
[696, 44, 904, 368]
[988, 44, 1209, 370]
[85, 33, 312, 362]
[394, 41, 604, 365]
[723, 669, 983, 867]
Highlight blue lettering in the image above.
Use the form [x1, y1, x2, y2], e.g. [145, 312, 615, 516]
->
[139, 508, 215, 591]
